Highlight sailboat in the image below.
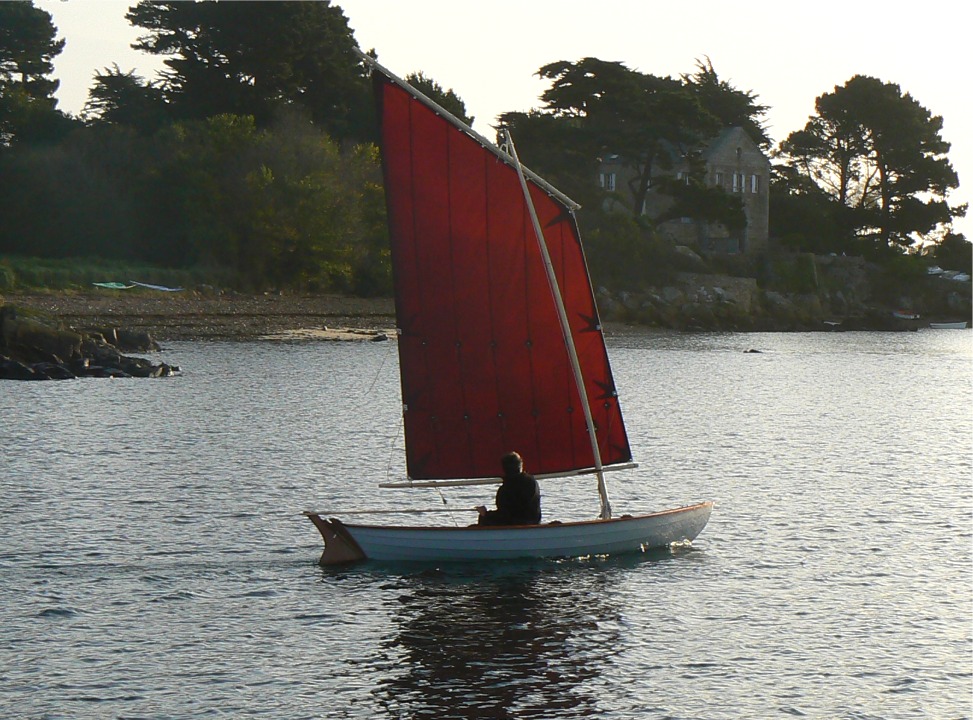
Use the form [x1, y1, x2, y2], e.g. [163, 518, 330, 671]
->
[304, 53, 713, 565]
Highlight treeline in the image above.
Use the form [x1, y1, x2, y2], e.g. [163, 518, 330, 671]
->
[0, 111, 391, 293]
[0, 1, 968, 295]
[0, 1, 396, 293]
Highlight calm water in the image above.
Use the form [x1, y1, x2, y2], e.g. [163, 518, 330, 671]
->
[2, 329, 970, 719]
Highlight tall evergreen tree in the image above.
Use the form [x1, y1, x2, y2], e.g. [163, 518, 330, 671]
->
[0, 1, 74, 144]
[778, 75, 961, 251]
[83, 64, 169, 132]
[405, 71, 472, 126]
[0, 0, 62, 97]
[530, 57, 720, 219]
[125, 0, 371, 141]
[683, 57, 771, 148]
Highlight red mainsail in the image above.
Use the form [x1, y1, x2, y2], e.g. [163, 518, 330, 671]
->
[374, 69, 631, 481]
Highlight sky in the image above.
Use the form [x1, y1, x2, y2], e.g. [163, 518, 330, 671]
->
[37, 0, 972, 240]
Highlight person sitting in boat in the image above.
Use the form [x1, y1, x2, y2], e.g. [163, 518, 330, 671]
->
[476, 451, 542, 526]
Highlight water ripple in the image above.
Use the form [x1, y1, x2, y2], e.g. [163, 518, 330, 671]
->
[1, 333, 970, 719]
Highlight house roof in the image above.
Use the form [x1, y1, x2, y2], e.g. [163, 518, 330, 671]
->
[598, 126, 770, 168]
[703, 127, 769, 165]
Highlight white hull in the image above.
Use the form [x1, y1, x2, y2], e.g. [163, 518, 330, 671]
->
[306, 502, 713, 565]
[928, 321, 968, 329]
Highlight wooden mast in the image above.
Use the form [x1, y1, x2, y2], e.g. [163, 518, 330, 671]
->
[503, 129, 613, 520]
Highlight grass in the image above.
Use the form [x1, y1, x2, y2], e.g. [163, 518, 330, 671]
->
[0, 255, 234, 293]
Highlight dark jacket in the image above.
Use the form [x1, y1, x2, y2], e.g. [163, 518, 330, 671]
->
[478, 472, 541, 526]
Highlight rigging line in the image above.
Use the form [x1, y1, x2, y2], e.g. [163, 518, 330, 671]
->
[435, 487, 464, 527]
[384, 416, 405, 485]
[361, 333, 396, 398]
[362, 337, 403, 487]
[348, 315, 400, 483]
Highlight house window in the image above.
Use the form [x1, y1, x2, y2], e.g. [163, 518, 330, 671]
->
[599, 172, 616, 191]
[714, 171, 724, 187]
[750, 174, 760, 193]
[676, 171, 690, 185]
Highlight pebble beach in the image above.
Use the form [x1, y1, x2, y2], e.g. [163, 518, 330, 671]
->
[5, 291, 397, 342]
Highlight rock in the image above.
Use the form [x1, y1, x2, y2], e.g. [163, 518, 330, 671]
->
[1, 306, 82, 364]
[0, 302, 176, 381]
[0, 356, 40, 380]
[32, 361, 76, 380]
[114, 328, 161, 353]
[82, 365, 131, 379]
[673, 245, 707, 271]
[662, 286, 684, 304]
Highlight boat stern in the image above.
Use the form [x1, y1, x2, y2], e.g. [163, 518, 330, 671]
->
[303, 512, 367, 565]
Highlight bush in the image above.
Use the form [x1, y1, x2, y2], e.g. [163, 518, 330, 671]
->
[0, 262, 15, 291]
[583, 213, 693, 290]
[871, 253, 928, 304]
[757, 252, 819, 293]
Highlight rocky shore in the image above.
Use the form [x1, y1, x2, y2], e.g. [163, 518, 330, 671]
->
[0, 291, 396, 380]
[2, 257, 969, 380]
[596, 253, 971, 332]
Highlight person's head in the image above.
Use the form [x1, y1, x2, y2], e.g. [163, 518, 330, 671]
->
[501, 451, 523, 476]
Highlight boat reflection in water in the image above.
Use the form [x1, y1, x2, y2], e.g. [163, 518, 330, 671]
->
[372, 557, 661, 718]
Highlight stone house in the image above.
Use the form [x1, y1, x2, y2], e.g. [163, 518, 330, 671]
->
[598, 126, 771, 254]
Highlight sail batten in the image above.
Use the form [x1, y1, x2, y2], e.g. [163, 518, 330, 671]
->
[370, 56, 631, 481]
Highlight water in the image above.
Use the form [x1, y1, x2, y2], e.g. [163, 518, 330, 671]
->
[2, 330, 970, 719]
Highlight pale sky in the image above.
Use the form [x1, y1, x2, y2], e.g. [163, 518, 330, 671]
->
[37, 0, 972, 240]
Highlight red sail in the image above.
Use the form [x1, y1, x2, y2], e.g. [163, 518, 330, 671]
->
[375, 71, 631, 480]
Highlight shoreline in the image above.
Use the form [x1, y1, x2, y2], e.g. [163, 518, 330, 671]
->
[5, 290, 967, 342]
[4, 291, 397, 342]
